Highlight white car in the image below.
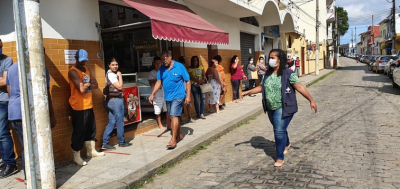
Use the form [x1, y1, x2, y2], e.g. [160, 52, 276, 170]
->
[392, 67, 400, 88]
[383, 56, 398, 76]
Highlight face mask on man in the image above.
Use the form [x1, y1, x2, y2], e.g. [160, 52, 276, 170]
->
[269, 59, 278, 68]
[249, 60, 253, 64]
[259, 60, 264, 63]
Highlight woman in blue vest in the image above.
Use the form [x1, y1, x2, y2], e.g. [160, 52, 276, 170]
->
[243, 49, 317, 167]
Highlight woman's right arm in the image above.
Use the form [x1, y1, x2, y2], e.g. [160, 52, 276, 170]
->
[258, 64, 267, 71]
[242, 85, 262, 96]
[232, 62, 238, 69]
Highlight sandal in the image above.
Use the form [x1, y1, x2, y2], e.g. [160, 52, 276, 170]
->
[166, 140, 177, 149]
[274, 160, 284, 167]
[188, 119, 195, 123]
[284, 144, 291, 154]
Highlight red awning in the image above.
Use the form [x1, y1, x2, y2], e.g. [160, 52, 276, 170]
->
[123, 0, 229, 45]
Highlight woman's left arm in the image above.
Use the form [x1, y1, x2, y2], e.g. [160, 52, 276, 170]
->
[292, 83, 317, 113]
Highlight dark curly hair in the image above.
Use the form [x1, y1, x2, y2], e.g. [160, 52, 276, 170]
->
[213, 55, 222, 63]
[265, 49, 287, 77]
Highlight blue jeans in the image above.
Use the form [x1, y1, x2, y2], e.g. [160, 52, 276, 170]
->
[103, 98, 125, 145]
[0, 101, 16, 165]
[267, 108, 293, 160]
[11, 120, 25, 179]
[166, 98, 184, 117]
[191, 84, 205, 115]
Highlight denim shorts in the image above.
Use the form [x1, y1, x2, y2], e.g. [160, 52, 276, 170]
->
[166, 98, 184, 117]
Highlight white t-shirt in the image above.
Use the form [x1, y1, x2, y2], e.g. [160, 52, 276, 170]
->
[107, 71, 118, 84]
[148, 69, 164, 99]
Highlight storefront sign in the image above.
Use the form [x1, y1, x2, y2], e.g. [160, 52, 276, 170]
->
[142, 57, 153, 66]
[64, 50, 77, 64]
[123, 86, 141, 125]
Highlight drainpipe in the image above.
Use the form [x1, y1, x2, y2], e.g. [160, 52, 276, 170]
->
[12, 0, 56, 188]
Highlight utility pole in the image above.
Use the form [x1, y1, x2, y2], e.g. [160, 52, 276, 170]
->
[334, 6, 338, 68]
[12, 0, 56, 188]
[372, 15, 374, 55]
[315, 0, 320, 75]
[351, 28, 353, 54]
[391, 0, 396, 55]
[355, 27, 357, 54]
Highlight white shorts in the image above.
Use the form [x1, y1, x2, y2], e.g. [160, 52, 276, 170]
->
[153, 98, 166, 115]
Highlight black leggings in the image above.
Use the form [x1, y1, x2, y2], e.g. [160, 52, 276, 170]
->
[249, 79, 256, 90]
[231, 79, 240, 100]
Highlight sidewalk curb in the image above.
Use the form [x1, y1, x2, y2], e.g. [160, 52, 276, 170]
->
[97, 106, 264, 189]
[94, 67, 337, 189]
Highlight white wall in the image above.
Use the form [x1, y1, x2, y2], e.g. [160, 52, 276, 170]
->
[184, 2, 241, 50]
[296, 0, 327, 43]
[0, 0, 100, 41]
[0, 0, 16, 42]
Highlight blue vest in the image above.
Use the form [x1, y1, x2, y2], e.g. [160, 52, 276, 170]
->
[261, 68, 298, 118]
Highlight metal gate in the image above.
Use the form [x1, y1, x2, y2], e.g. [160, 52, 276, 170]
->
[240, 32, 255, 90]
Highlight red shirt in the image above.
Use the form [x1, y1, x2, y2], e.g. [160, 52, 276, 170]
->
[231, 64, 243, 80]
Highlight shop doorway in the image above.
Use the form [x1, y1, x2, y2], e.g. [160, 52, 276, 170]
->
[240, 32, 255, 90]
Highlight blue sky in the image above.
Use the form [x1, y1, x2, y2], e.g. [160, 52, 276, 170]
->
[336, 0, 395, 44]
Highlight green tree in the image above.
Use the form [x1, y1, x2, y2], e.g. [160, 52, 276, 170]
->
[336, 6, 349, 36]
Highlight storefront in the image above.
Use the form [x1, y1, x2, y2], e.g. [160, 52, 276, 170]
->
[98, 0, 229, 125]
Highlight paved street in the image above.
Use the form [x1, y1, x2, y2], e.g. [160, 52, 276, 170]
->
[142, 57, 400, 189]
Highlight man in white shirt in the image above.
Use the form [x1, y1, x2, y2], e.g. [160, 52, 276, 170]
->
[148, 56, 170, 130]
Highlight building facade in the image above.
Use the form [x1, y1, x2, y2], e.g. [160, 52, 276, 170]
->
[0, 0, 328, 163]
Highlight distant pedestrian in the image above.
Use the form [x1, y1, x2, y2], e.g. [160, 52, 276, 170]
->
[206, 59, 223, 113]
[149, 51, 191, 149]
[0, 38, 17, 178]
[68, 49, 105, 166]
[187, 56, 206, 120]
[230, 55, 243, 103]
[257, 56, 267, 83]
[148, 56, 170, 130]
[246, 57, 257, 93]
[243, 49, 317, 167]
[213, 55, 227, 110]
[102, 58, 132, 151]
[294, 57, 301, 76]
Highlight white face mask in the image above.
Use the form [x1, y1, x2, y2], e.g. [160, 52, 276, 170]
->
[269, 59, 278, 68]
[249, 60, 253, 64]
[260, 60, 264, 63]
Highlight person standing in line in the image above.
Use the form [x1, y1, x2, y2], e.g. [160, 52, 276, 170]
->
[187, 56, 206, 120]
[148, 56, 170, 130]
[149, 51, 191, 149]
[68, 49, 105, 166]
[206, 59, 223, 113]
[294, 57, 301, 77]
[6, 58, 57, 180]
[178, 56, 194, 123]
[0, 38, 17, 178]
[102, 58, 132, 150]
[246, 57, 257, 95]
[257, 56, 267, 83]
[213, 55, 227, 110]
[230, 55, 243, 103]
[243, 49, 317, 167]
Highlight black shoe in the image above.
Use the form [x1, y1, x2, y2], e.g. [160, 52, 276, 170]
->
[219, 105, 224, 110]
[0, 162, 5, 174]
[102, 144, 116, 150]
[0, 164, 18, 178]
[119, 142, 132, 147]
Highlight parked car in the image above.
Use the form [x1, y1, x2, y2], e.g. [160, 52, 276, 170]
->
[388, 57, 400, 79]
[392, 66, 400, 88]
[384, 55, 399, 77]
[373, 55, 391, 73]
[360, 55, 367, 63]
